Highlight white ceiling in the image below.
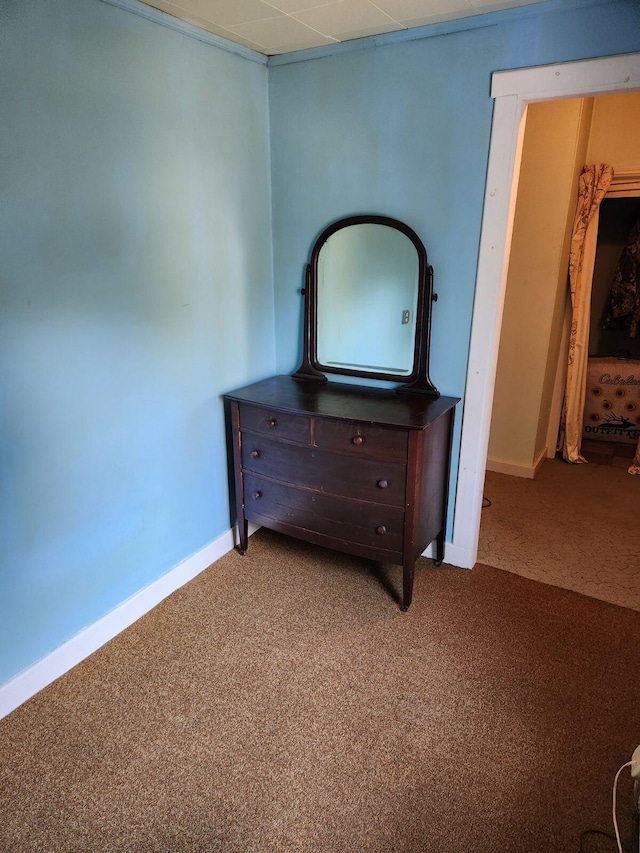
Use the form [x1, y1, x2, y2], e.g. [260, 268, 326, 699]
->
[140, 0, 549, 56]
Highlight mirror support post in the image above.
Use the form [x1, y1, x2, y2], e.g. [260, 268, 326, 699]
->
[292, 263, 328, 384]
[397, 265, 439, 397]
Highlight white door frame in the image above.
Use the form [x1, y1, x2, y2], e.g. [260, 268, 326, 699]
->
[449, 52, 640, 569]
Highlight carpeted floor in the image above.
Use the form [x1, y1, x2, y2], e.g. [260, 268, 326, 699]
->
[1, 529, 639, 852]
[479, 454, 640, 612]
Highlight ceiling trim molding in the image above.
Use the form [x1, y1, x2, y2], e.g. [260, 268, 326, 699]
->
[98, 0, 268, 65]
[266, 0, 610, 67]
[98, 0, 620, 67]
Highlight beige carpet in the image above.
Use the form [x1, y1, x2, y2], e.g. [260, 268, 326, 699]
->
[480, 455, 640, 611]
[1, 529, 639, 852]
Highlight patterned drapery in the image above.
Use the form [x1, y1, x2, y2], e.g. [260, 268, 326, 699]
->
[560, 164, 614, 463]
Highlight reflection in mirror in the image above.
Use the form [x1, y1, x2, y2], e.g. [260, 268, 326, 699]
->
[316, 224, 419, 375]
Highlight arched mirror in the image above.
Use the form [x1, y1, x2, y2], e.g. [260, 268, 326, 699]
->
[293, 215, 439, 396]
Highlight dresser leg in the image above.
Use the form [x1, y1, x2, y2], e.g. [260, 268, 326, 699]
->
[400, 561, 414, 612]
[231, 400, 249, 556]
[236, 517, 248, 555]
[433, 529, 445, 567]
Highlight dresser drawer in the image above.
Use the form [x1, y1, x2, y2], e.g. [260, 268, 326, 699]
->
[313, 418, 408, 461]
[241, 436, 406, 507]
[238, 403, 310, 444]
[243, 473, 404, 553]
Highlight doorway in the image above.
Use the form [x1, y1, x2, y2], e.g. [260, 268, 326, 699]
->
[477, 108, 640, 610]
[449, 52, 640, 571]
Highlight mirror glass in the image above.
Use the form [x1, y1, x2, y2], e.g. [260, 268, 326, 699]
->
[293, 214, 438, 396]
[316, 223, 419, 376]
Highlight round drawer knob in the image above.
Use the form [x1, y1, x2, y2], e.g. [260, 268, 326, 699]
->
[351, 435, 363, 446]
[376, 525, 387, 536]
[377, 479, 389, 489]
[250, 450, 260, 459]
[252, 491, 262, 500]
[267, 418, 277, 428]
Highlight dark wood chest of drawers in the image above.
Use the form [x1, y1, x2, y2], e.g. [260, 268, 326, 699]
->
[225, 375, 458, 610]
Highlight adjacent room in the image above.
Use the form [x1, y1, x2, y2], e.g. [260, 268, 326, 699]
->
[1, 0, 640, 850]
[480, 92, 640, 612]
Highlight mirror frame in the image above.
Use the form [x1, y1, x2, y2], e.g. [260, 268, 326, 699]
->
[292, 214, 439, 397]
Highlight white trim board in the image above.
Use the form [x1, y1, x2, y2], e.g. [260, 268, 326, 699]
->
[267, 0, 610, 67]
[486, 446, 548, 479]
[0, 524, 258, 721]
[450, 52, 640, 571]
[98, 0, 267, 64]
[1, 520, 459, 718]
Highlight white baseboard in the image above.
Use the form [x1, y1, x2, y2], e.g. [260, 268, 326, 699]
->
[486, 446, 547, 479]
[0, 523, 258, 721]
[1, 522, 467, 720]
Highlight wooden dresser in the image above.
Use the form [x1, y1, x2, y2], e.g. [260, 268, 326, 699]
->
[225, 375, 458, 610]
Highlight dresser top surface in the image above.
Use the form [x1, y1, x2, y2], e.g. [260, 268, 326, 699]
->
[224, 375, 458, 430]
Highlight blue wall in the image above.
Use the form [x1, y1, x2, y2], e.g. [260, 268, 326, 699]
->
[0, 0, 274, 683]
[269, 0, 640, 520]
[2, 0, 640, 690]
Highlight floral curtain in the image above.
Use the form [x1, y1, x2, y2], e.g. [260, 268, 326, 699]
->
[560, 164, 614, 463]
